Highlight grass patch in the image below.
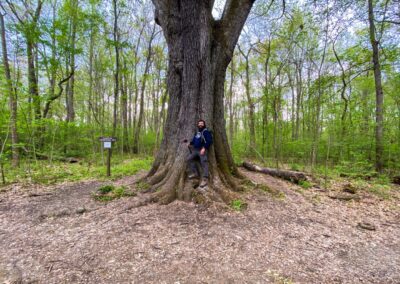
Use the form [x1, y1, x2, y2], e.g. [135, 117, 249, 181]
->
[290, 163, 301, 171]
[98, 184, 114, 194]
[266, 269, 293, 284]
[135, 181, 151, 192]
[257, 184, 285, 199]
[298, 180, 312, 189]
[0, 155, 153, 185]
[93, 184, 135, 202]
[368, 184, 392, 200]
[231, 199, 247, 211]
[311, 194, 321, 204]
[240, 179, 257, 191]
[348, 177, 395, 200]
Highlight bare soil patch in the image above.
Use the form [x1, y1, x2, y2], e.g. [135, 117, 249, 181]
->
[0, 169, 399, 283]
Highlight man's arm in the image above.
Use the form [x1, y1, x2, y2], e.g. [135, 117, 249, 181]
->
[203, 130, 213, 149]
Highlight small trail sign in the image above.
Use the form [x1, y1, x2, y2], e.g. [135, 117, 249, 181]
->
[99, 137, 117, 176]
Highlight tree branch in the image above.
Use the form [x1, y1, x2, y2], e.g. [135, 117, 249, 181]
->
[4, 0, 24, 24]
[217, 0, 256, 59]
[43, 69, 75, 118]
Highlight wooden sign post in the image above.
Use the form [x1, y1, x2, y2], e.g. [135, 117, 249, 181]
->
[99, 137, 117, 176]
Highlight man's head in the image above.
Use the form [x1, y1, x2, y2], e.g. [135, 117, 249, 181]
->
[197, 119, 206, 130]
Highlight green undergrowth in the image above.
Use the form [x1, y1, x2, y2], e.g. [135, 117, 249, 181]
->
[298, 180, 312, 189]
[240, 178, 285, 200]
[135, 180, 151, 192]
[351, 178, 394, 200]
[231, 199, 248, 211]
[0, 155, 153, 186]
[93, 184, 135, 202]
[256, 183, 286, 200]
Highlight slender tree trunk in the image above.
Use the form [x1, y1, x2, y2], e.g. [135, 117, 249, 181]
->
[66, 0, 77, 123]
[294, 61, 302, 140]
[368, 0, 384, 173]
[112, 0, 120, 137]
[121, 59, 129, 152]
[27, 39, 41, 121]
[310, 3, 329, 170]
[333, 41, 348, 141]
[88, 2, 95, 125]
[132, 25, 145, 137]
[5, 0, 42, 124]
[0, 13, 19, 167]
[262, 41, 271, 159]
[133, 25, 156, 154]
[145, 0, 255, 204]
[238, 45, 256, 155]
[48, 2, 57, 119]
[228, 58, 235, 146]
[288, 68, 296, 140]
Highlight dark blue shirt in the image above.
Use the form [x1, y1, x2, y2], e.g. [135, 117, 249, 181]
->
[190, 128, 213, 149]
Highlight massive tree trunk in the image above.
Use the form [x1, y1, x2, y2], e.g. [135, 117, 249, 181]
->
[145, 0, 255, 204]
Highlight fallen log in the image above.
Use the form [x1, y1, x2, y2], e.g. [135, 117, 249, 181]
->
[21, 147, 80, 163]
[242, 161, 308, 184]
[35, 153, 80, 163]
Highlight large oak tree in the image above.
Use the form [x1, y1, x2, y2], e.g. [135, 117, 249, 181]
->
[144, 0, 256, 204]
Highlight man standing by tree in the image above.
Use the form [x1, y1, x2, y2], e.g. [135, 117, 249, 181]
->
[187, 120, 213, 188]
[145, 0, 255, 204]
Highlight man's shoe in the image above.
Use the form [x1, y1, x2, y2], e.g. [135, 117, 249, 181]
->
[188, 173, 199, 179]
[200, 178, 208, 187]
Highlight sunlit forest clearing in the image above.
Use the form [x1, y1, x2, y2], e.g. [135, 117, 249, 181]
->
[0, 0, 399, 282]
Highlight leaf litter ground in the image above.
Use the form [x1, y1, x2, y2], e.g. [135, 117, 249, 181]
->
[0, 169, 399, 283]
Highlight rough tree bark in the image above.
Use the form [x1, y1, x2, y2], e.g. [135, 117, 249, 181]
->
[144, 0, 255, 205]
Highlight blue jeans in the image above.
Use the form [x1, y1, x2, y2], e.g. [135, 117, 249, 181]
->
[187, 148, 209, 178]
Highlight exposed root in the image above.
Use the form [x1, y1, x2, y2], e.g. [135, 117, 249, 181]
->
[133, 171, 240, 208]
[140, 150, 246, 208]
[147, 163, 170, 185]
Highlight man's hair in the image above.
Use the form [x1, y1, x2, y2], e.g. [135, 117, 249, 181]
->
[197, 119, 206, 127]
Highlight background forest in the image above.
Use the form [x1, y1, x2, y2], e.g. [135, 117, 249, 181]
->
[0, 0, 399, 184]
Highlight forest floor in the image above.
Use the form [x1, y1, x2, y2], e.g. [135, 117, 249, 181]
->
[0, 168, 399, 284]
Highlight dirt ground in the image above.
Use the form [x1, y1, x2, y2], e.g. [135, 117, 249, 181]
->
[0, 168, 399, 284]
